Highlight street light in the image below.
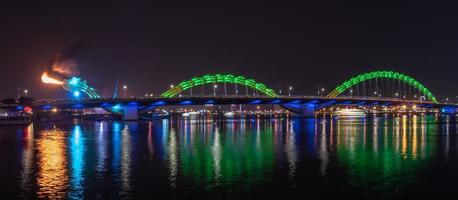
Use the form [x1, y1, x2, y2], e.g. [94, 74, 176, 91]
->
[123, 85, 127, 98]
[24, 89, 28, 96]
[420, 96, 426, 101]
[213, 84, 218, 96]
[288, 86, 293, 96]
[318, 88, 325, 96]
[170, 84, 174, 88]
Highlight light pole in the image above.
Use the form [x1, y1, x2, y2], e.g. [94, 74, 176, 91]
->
[288, 86, 293, 96]
[123, 85, 127, 98]
[235, 84, 239, 96]
[349, 89, 353, 97]
[320, 88, 325, 96]
[24, 89, 28, 97]
[213, 84, 218, 97]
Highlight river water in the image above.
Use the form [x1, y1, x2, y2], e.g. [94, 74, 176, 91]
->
[0, 115, 457, 199]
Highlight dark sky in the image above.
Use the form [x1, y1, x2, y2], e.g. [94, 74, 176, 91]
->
[1, 1, 457, 99]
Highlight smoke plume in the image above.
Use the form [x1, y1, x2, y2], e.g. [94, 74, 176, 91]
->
[48, 41, 86, 76]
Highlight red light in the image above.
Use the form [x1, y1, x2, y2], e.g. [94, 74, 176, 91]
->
[24, 106, 32, 113]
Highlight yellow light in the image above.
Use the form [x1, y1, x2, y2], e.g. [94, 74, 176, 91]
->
[41, 72, 63, 85]
[52, 108, 58, 113]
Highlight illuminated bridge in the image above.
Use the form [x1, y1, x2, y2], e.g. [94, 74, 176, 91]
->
[36, 71, 457, 120]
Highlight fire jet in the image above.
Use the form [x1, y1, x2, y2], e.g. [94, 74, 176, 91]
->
[41, 68, 100, 98]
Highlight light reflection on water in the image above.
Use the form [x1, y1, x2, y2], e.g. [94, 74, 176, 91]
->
[36, 127, 69, 199]
[19, 124, 34, 199]
[2, 115, 458, 199]
[69, 125, 85, 199]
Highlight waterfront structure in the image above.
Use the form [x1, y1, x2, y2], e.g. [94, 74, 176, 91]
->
[36, 70, 457, 120]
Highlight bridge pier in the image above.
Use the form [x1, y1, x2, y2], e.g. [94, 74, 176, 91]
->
[295, 104, 317, 118]
[123, 103, 139, 120]
[283, 103, 317, 118]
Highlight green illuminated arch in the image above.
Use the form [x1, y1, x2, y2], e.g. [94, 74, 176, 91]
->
[161, 74, 278, 97]
[327, 71, 438, 103]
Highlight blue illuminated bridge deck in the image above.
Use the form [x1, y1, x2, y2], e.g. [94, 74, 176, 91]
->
[33, 96, 456, 110]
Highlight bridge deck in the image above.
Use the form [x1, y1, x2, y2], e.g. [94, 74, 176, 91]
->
[33, 96, 455, 109]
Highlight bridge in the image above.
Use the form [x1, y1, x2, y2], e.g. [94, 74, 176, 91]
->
[36, 70, 457, 120]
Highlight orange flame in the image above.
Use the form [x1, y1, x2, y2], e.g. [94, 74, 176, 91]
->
[41, 72, 64, 85]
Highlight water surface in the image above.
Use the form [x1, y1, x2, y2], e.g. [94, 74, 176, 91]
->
[0, 115, 457, 199]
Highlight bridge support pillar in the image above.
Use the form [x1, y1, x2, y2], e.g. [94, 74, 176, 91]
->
[123, 103, 139, 120]
[283, 104, 317, 118]
[295, 104, 317, 118]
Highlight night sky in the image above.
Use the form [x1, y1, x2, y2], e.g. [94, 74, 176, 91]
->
[1, 1, 457, 99]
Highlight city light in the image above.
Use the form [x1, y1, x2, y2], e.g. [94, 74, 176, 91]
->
[123, 85, 128, 98]
[317, 87, 326, 96]
[73, 91, 81, 97]
[213, 84, 218, 96]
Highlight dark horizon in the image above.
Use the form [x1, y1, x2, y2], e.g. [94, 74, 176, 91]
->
[1, 1, 457, 99]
